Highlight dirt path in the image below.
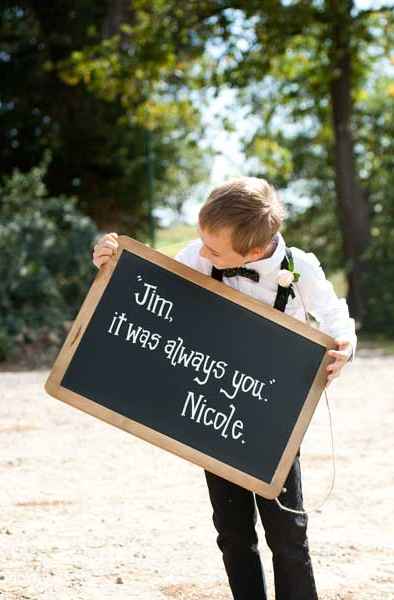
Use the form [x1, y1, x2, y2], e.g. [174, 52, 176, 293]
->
[1, 352, 393, 599]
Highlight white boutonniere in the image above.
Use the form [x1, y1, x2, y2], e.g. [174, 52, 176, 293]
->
[277, 255, 300, 287]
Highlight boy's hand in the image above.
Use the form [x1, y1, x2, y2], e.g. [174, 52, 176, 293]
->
[325, 338, 352, 387]
[92, 232, 119, 269]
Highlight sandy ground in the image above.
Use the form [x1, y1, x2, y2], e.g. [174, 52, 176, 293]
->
[0, 351, 393, 600]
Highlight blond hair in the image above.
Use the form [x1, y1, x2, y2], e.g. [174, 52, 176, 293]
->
[198, 177, 286, 256]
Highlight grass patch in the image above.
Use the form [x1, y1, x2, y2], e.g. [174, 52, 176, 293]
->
[155, 223, 198, 257]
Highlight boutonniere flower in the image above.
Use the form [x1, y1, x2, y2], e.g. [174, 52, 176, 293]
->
[277, 256, 300, 288]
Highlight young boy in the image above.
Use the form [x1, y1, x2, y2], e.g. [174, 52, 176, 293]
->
[92, 176, 356, 600]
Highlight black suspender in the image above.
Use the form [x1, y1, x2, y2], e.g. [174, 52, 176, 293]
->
[274, 248, 296, 312]
[210, 247, 295, 314]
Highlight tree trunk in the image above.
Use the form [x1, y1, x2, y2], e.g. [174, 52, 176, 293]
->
[328, 1, 370, 325]
[102, 0, 132, 38]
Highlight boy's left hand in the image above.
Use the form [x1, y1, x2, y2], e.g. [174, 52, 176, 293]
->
[326, 338, 353, 387]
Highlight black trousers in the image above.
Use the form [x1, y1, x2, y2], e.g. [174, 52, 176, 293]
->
[204, 450, 318, 600]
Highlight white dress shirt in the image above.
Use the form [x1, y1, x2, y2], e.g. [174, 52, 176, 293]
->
[174, 232, 357, 360]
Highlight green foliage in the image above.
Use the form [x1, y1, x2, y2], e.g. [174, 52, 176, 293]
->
[358, 77, 394, 335]
[362, 228, 394, 336]
[0, 152, 98, 361]
[0, 1, 211, 234]
[284, 73, 394, 335]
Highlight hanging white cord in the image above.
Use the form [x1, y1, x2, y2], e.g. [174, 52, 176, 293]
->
[274, 282, 336, 514]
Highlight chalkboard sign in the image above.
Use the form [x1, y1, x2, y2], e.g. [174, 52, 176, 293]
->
[45, 235, 335, 499]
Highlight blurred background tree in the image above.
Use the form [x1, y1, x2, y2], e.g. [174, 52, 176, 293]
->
[0, 152, 98, 363]
[0, 0, 212, 235]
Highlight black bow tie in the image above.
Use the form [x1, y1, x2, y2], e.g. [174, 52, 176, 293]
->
[220, 266, 260, 283]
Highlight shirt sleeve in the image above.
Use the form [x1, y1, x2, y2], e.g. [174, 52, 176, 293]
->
[174, 245, 194, 268]
[294, 250, 357, 362]
[174, 239, 212, 275]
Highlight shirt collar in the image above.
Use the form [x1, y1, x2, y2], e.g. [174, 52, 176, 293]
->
[244, 232, 286, 275]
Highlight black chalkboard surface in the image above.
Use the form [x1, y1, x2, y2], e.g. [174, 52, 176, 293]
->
[45, 235, 334, 499]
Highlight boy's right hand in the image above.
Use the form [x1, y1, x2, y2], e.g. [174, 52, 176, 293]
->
[92, 232, 119, 269]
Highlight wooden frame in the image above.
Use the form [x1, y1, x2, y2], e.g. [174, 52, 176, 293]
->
[45, 235, 335, 499]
